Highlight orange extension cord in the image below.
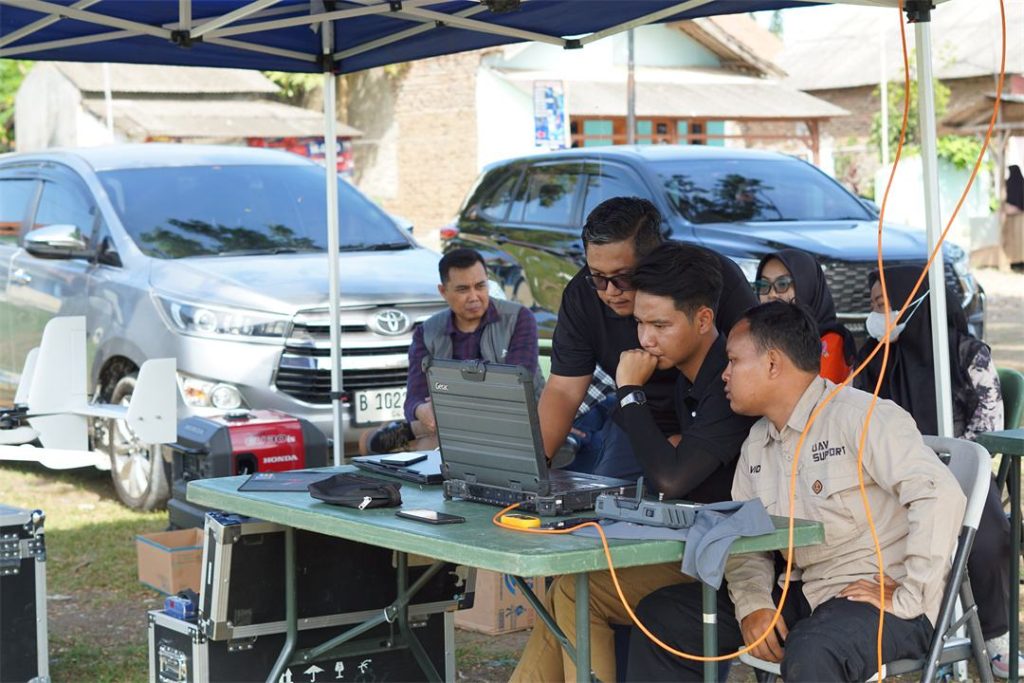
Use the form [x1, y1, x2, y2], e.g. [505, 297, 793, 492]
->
[492, 2, 1007, 679]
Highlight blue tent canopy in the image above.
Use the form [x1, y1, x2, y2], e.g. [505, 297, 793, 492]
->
[1, 1, 820, 73]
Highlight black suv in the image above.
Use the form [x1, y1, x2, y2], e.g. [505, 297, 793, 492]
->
[444, 145, 984, 339]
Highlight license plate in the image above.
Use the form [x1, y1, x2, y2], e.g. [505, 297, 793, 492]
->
[354, 387, 406, 425]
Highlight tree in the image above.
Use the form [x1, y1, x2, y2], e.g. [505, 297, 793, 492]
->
[870, 70, 986, 172]
[0, 60, 33, 151]
[263, 71, 320, 106]
[869, 75, 950, 156]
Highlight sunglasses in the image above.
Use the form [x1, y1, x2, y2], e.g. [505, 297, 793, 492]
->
[585, 272, 635, 292]
[752, 276, 794, 296]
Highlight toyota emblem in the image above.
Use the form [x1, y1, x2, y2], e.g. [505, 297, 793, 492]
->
[371, 309, 411, 336]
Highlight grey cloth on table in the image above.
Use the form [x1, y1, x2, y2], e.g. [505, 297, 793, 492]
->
[572, 498, 774, 589]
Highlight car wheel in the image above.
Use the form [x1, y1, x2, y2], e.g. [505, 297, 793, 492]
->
[105, 373, 169, 511]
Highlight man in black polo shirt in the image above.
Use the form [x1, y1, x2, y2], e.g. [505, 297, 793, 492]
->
[511, 243, 757, 683]
[539, 197, 755, 479]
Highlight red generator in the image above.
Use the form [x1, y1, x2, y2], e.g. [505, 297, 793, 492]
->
[167, 410, 329, 529]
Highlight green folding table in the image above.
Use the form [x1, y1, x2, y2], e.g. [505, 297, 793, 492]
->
[188, 468, 823, 683]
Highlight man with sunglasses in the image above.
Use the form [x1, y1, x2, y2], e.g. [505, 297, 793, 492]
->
[537, 196, 755, 479]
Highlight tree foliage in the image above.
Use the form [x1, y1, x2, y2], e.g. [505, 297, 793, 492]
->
[869, 76, 950, 154]
[263, 71, 320, 104]
[0, 60, 33, 151]
[870, 71, 984, 170]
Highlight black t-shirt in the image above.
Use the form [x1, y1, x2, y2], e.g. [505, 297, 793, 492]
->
[550, 245, 756, 435]
[614, 334, 757, 503]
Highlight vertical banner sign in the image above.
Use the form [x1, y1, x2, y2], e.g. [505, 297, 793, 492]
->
[533, 80, 569, 150]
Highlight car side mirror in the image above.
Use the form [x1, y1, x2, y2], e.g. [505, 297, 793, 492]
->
[858, 197, 881, 217]
[96, 236, 122, 267]
[24, 224, 93, 260]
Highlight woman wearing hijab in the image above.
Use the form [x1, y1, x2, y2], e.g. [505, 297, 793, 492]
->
[855, 265, 1014, 678]
[857, 265, 1003, 439]
[754, 249, 856, 383]
[1005, 165, 1024, 271]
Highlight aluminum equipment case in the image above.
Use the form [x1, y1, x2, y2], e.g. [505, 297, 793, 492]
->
[148, 609, 454, 683]
[0, 504, 48, 683]
[198, 512, 474, 641]
[167, 410, 329, 529]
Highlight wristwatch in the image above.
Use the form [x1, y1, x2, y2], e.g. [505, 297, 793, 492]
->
[619, 390, 647, 409]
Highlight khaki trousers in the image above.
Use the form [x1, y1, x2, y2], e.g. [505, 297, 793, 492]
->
[509, 563, 691, 683]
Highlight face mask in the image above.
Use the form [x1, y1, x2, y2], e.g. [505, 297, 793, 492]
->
[866, 310, 903, 342]
[865, 292, 929, 343]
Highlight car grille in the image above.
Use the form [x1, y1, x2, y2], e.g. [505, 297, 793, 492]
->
[821, 259, 961, 317]
[275, 367, 412, 405]
[274, 304, 444, 405]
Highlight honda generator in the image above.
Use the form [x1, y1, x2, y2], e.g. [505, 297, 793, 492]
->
[167, 410, 328, 529]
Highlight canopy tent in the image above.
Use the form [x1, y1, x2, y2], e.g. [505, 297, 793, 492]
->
[0, 0, 967, 471]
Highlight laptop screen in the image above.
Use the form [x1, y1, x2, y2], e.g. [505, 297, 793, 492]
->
[425, 359, 547, 493]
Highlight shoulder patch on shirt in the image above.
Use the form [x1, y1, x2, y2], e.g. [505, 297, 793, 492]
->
[812, 479, 823, 495]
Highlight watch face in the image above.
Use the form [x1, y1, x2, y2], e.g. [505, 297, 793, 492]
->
[621, 390, 646, 408]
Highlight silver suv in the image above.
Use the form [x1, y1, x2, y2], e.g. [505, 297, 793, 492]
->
[0, 144, 447, 509]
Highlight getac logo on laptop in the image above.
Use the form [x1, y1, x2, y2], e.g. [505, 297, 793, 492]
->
[433, 382, 449, 392]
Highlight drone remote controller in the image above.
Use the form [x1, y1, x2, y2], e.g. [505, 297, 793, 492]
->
[594, 477, 702, 529]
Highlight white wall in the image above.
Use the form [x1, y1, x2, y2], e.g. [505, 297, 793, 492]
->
[488, 24, 721, 79]
[475, 67, 537, 171]
[75, 107, 118, 147]
[873, 155, 991, 250]
[610, 24, 721, 68]
[15, 63, 117, 151]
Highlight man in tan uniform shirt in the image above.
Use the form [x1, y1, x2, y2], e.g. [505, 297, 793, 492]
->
[626, 301, 966, 682]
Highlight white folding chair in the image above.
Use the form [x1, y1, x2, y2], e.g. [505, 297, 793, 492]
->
[739, 436, 994, 683]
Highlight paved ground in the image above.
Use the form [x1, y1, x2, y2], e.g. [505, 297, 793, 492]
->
[977, 268, 1024, 372]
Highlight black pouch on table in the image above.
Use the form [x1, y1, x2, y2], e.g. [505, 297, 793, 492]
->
[308, 473, 402, 509]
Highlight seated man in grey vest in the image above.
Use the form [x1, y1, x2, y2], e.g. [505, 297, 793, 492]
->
[360, 248, 542, 454]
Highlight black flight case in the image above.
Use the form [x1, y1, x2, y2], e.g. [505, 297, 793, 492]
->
[148, 609, 452, 683]
[146, 512, 472, 681]
[0, 504, 49, 683]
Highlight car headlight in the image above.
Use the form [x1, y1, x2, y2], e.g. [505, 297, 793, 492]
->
[728, 256, 761, 283]
[179, 373, 244, 409]
[155, 295, 290, 343]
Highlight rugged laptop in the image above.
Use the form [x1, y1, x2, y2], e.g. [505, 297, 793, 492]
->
[425, 358, 633, 515]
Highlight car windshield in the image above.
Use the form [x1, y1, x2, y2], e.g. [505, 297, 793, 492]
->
[653, 158, 871, 224]
[97, 163, 407, 258]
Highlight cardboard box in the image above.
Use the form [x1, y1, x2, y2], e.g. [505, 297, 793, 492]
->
[136, 528, 204, 594]
[455, 570, 547, 635]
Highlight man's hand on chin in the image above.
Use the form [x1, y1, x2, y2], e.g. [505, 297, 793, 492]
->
[740, 608, 788, 663]
[616, 349, 659, 387]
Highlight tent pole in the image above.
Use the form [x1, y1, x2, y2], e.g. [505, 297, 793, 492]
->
[913, 9, 953, 438]
[323, 26, 344, 467]
[626, 28, 635, 145]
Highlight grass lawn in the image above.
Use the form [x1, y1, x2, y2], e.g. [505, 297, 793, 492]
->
[1, 462, 163, 681]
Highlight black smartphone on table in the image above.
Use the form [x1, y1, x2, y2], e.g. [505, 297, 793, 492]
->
[395, 509, 466, 525]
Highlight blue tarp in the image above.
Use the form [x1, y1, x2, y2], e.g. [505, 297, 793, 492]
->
[1, 1, 819, 73]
